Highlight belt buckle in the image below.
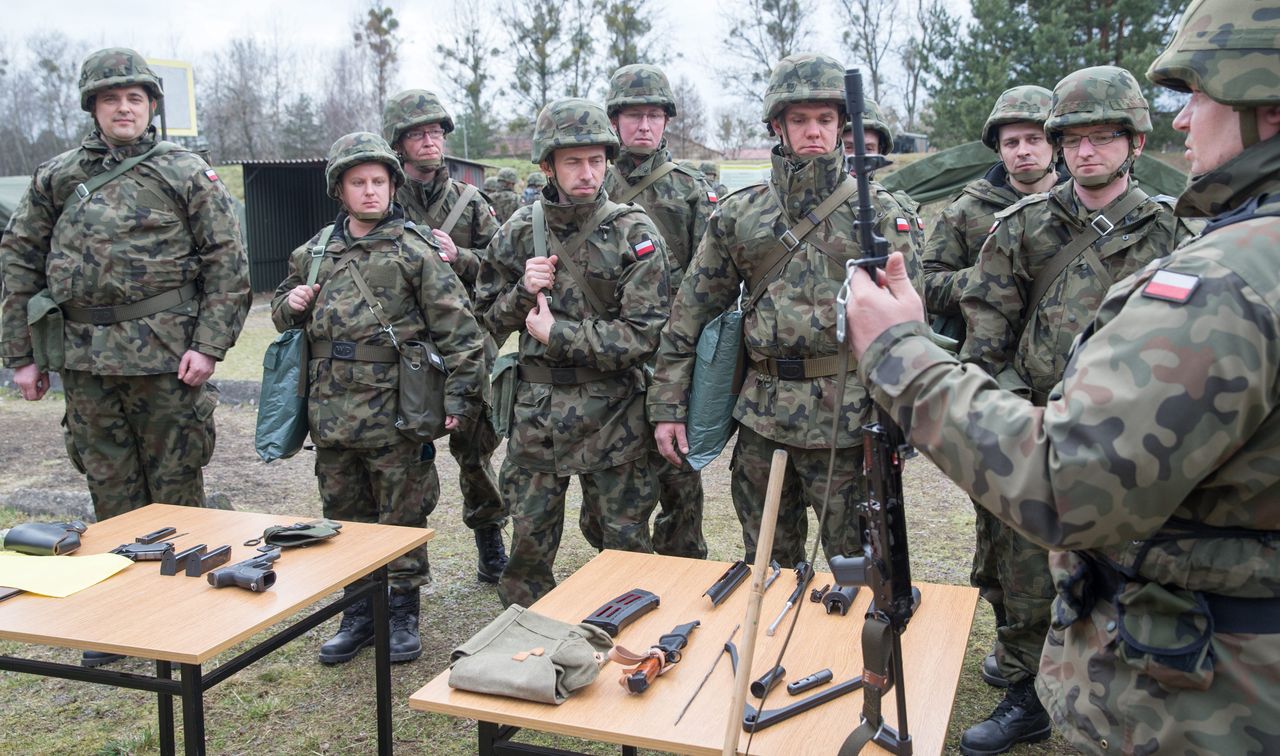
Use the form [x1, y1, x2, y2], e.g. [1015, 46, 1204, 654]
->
[331, 341, 356, 360]
[549, 367, 577, 384]
[86, 307, 114, 325]
[775, 359, 805, 381]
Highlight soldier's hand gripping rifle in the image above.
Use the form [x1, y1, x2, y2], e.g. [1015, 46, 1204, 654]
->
[828, 67, 916, 756]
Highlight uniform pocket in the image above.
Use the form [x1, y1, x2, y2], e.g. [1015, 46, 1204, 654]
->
[194, 382, 220, 466]
[1115, 581, 1215, 691]
[61, 413, 86, 475]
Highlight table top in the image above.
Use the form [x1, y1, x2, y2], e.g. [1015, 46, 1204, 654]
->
[409, 550, 977, 756]
[0, 504, 432, 664]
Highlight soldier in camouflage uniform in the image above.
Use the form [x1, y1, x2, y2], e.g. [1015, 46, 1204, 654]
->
[649, 53, 921, 567]
[273, 133, 486, 664]
[382, 89, 510, 584]
[522, 171, 545, 206]
[950, 67, 1201, 753]
[699, 160, 726, 198]
[0, 47, 251, 662]
[490, 167, 522, 223]
[580, 64, 718, 560]
[920, 85, 1066, 693]
[475, 98, 670, 608]
[484, 175, 500, 194]
[848, 2, 1280, 751]
[842, 98, 927, 252]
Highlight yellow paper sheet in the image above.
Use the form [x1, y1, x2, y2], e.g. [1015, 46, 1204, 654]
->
[0, 551, 133, 597]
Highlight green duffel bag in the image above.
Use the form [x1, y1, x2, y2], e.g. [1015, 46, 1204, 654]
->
[684, 307, 744, 471]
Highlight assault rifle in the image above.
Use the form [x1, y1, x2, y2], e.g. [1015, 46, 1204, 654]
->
[827, 67, 916, 756]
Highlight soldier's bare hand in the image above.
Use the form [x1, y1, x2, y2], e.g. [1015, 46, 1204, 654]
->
[14, 363, 49, 401]
[287, 283, 320, 312]
[846, 251, 925, 360]
[523, 254, 558, 294]
[432, 229, 458, 262]
[526, 291, 555, 344]
[654, 422, 689, 467]
[178, 350, 217, 387]
[445, 415, 461, 432]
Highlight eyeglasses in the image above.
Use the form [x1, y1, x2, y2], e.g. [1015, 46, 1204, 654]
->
[1058, 130, 1127, 150]
[404, 127, 446, 142]
[619, 110, 667, 123]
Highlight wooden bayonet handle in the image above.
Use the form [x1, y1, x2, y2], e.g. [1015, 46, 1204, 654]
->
[622, 656, 662, 694]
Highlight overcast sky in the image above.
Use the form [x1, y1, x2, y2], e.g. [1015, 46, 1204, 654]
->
[10, 0, 964, 126]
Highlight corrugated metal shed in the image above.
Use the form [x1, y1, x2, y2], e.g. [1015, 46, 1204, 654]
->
[236, 155, 492, 292]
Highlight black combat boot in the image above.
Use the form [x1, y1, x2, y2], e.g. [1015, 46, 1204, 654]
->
[474, 525, 509, 584]
[318, 589, 375, 665]
[389, 590, 422, 663]
[960, 678, 1052, 756]
[81, 650, 126, 668]
[982, 602, 1009, 688]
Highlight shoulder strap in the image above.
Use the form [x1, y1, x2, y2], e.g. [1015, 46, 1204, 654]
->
[743, 177, 859, 313]
[439, 183, 479, 236]
[1019, 187, 1150, 342]
[305, 225, 336, 286]
[537, 201, 623, 318]
[74, 142, 179, 202]
[612, 162, 678, 205]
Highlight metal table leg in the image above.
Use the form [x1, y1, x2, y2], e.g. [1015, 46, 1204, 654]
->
[157, 659, 175, 756]
[180, 663, 205, 756]
[372, 568, 392, 756]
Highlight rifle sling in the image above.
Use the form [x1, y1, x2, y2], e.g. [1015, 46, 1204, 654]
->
[1017, 187, 1148, 345]
[531, 201, 621, 318]
[438, 183, 479, 237]
[610, 161, 678, 205]
[73, 141, 178, 202]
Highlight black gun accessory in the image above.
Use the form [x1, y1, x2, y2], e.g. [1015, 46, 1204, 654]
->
[704, 560, 750, 607]
[822, 585, 859, 615]
[825, 65, 917, 756]
[724, 640, 862, 733]
[788, 668, 834, 695]
[135, 527, 176, 544]
[186, 545, 233, 577]
[206, 546, 281, 592]
[762, 560, 783, 592]
[581, 588, 659, 636]
[620, 620, 699, 694]
[673, 623, 739, 726]
[765, 561, 814, 636]
[160, 544, 207, 576]
[110, 541, 175, 562]
[750, 665, 786, 698]
[809, 583, 831, 602]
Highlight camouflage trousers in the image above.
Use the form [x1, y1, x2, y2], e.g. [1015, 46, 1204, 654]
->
[498, 455, 658, 608]
[315, 439, 438, 593]
[578, 450, 706, 559]
[972, 500, 1006, 608]
[448, 413, 507, 530]
[992, 520, 1054, 684]
[61, 370, 216, 521]
[729, 426, 863, 567]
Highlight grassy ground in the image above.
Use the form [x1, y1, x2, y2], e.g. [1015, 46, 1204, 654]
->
[0, 221, 1076, 754]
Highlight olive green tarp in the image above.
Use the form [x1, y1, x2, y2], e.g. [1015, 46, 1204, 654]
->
[880, 140, 1189, 205]
[0, 176, 32, 229]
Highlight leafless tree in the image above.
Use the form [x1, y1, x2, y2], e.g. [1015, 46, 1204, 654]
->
[897, 0, 955, 131]
[717, 0, 815, 103]
[714, 105, 761, 159]
[840, 0, 899, 104]
[502, 0, 567, 115]
[669, 77, 708, 153]
[436, 0, 502, 157]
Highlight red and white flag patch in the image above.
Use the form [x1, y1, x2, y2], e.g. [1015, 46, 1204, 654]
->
[1142, 270, 1200, 304]
[916, 217, 925, 230]
[895, 217, 910, 232]
[204, 168, 219, 182]
[707, 191, 718, 203]
[633, 238, 656, 258]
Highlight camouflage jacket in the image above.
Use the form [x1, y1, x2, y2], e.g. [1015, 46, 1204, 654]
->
[475, 187, 670, 474]
[0, 127, 250, 373]
[921, 162, 1068, 318]
[604, 143, 716, 293]
[489, 188, 521, 224]
[648, 146, 922, 449]
[859, 134, 1280, 756]
[271, 206, 486, 449]
[395, 165, 500, 292]
[960, 178, 1202, 399]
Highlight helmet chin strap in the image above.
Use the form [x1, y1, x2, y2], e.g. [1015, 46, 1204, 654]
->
[1237, 106, 1261, 149]
[1070, 139, 1136, 189]
[1009, 162, 1054, 184]
[411, 158, 443, 171]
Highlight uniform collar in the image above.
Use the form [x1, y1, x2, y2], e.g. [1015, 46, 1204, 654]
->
[769, 144, 846, 222]
[1176, 134, 1280, 219]
[540, 185, 609, 230]
[615, 139, 671, 180]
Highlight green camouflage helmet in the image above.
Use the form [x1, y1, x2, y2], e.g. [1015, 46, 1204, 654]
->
[1044, 66, 1152, 142]
[382, 89, 455, 146]
[526, 171, 547, 188]
[1146, 0, 1280, 107]
[863, 97, 894, 153]
[78, 47, 163, 112]
[484, 176, 500, 192]
[530, 98, 619, 164]
[982, 85, 1054, 150]
[762, 53, 846, 134]
[699, 161, 719, 181]
[324, 132, 406, 199]
[497, 167, 519, 187]
[606, 64, 677, 118]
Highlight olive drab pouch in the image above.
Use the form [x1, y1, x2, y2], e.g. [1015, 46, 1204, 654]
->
[449, 605, 613, 705]
[248, 519, 342, 548]
[395, 339, 449, 442]
[489, 352, 520, 439]
[1115, 580, 1215, 691]
[26, 289, 65, 373]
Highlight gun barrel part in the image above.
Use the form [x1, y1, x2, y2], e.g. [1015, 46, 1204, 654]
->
[750, 665, 786, 698]
[136, 527, 176, 544]
[787, 668, 833, 695]
[765, 600, 795, 636]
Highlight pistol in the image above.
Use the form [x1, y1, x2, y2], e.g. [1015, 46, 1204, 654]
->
[206, 547, 281, 592]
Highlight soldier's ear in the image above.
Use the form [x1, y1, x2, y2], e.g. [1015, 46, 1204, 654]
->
[1131, 132, 1146, 157]
[1259, 106, 1280, 142]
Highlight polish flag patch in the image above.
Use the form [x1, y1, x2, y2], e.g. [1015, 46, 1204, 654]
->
[488, 207, 497, 216]
[989, 221, 1000, 234]
[895, 217, 910, 232]
[203, 168, 219, 182]
[707, 191, 718, 203]
[1142, 270, 1200, 304]
[633, 238, 656, 258]
[916, 217, 925, 230]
